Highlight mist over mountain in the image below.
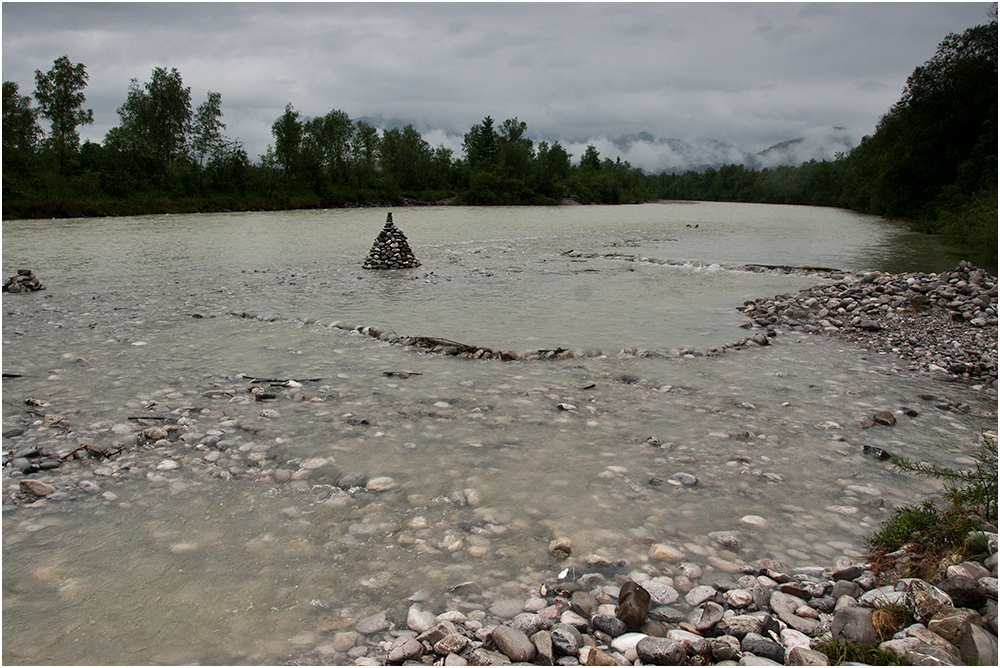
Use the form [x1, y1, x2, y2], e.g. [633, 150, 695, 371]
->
[357, 116, 857, 175]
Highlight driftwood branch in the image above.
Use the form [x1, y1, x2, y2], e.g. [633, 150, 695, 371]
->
[60, 443, 111, 460]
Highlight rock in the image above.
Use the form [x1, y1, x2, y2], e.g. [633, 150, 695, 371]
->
[770, 591, 818, 634]
[491, 625, 536, 662]
[407, 604, 436, 633]
[528, 631, 553, 665]
[609, 632, 646, 654]
[958, 622, 999, 665]
[143, 426, 169, 440]
[779, 629, 813, 651]
[570, 591, 597, 618]
[670, 472, 698, 486]
[936, 575, 987, 609]
[785, 646, 830, 665]
[549, 624, 583, 656]
[832, 606, 878, 647]
[356, 611, 389, 634]
[560, 609, 589, 629]
[716, 614, 765, 639]
[902, 579, 954, 624]
[832, 565, 865, 581]
[363, 214, 421, 270]
[435, 633, 470, 656]
[365, 476, 397, 492]
[711, 635, 742, 661]
[879, 636, 923, 660]
[616, 581, 650, 629]
[948, 561, 992, 580]
[649, 543, 686, 562]
[3, 269, 45, 292]
[872, 411, 897, 426]
[581, 646, 622, 666]
[685, 584, 717, 607]
[903, 643, 961, 666]
[489, 599, 525, 619]
[666, 629, 710, 655]
[418, 621, 458, 646]
[690, 601, 725, 631]
[337, 471, 367, 489]
[927, 607, 983, 643]
[591, 613, 627, 637]
[725, 588, 755, 608]
[508, 612, 547, 637]
[831, 580, 862, 600]
[906, 625, 962, 661]
[641, 580, 679, 606]
[386, 636, 424, 663]
[741, 632, 785, 663]
[466, 648, 511, 665]
[636, 636, 686, 665]
[19, 479, 56, 496]
[549, 536, 572, 559]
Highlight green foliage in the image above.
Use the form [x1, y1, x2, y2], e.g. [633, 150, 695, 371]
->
[867, 434, 997, 579]
[33, 55, 93, 158]
[891, 434, 998, 523]
[814, 638, 902, 665]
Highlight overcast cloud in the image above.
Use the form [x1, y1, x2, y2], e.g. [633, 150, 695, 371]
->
[2, 2, 992, 171]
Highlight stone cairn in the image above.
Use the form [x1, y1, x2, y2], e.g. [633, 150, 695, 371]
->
[362, 212, 421, 270]
[2, 269, 45, 293]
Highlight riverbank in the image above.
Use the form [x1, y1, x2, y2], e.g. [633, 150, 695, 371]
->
[325, 539, 998, 666]
[738, 260, 998, 388]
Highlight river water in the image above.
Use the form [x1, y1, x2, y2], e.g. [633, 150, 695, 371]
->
[2, 203, 993, 664]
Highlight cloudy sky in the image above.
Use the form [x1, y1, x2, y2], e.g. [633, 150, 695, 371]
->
[2, 2, 992, 170]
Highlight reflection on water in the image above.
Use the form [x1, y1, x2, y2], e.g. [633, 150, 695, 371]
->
[2, 204, 989, 664]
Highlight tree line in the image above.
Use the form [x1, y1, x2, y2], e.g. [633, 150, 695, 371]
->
[2, 60, 654, 218]
[3, 14, 995, 267]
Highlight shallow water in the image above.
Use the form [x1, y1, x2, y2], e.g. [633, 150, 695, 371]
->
[2, 203, 992, 664]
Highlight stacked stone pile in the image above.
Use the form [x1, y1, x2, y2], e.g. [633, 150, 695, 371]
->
[739, 261, 998, 384]
[363, 212, 421, 270]
[343, 545, 998, 666]
[2, 269, 45, 293]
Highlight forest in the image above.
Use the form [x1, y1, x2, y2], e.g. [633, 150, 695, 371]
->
[3, 16, 996, 268]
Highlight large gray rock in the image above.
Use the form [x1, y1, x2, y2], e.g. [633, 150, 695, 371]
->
[549, 623, 583, 656]
[958, 623, 999, 666]
[927, 607, 983, 643]
[831, 606, 878, 647]
[902, 643, 962, 666]
[937, 574, 987, 609]
[591, 613, 628, 637]
[466, 648, 511, 665]
[434, 633, 470, 656]
[530, 630, 554, 666]
[617, 581, 650, 629]
[491, 625, 536, 662]
[636, 636, 686, 665]
[717, 614, 765, 639]
[356, 611, 389, 634]
[785, 646, 830, 666]
[770, 591, 819, 635]
[508, 612, 547, 637]
[710, 635, 742, 661]
[741, 632, 785, 664]
[902, 579, 954, 624]
[830, 580, 863, 600]
[690, 601, 725, 632]
[642, 579, 680, 606]
[386, 636, 424, 664]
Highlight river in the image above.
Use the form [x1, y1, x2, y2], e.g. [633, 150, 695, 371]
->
[2, 203, 992, 664]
